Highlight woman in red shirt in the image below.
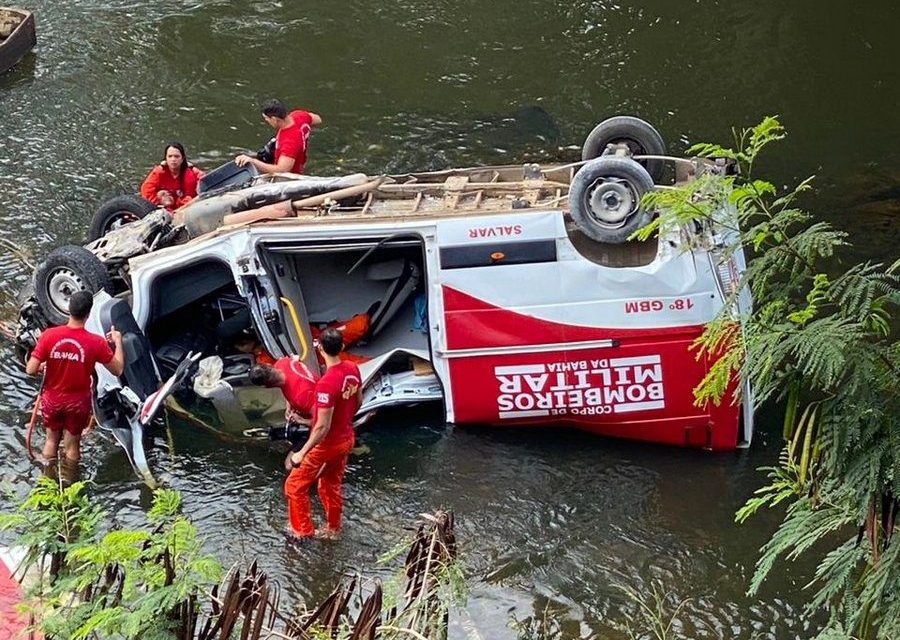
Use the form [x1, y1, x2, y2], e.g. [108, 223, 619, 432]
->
[139, 142, 202, 211]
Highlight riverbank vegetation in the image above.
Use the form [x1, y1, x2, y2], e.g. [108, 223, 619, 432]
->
[637, 117, 900, 639]
[0, 476, 463, 639]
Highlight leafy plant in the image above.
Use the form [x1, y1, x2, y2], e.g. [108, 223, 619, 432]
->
[638, 117, 900, 638]
[1, 478, 222, 639]
[616, 582, 691, 640]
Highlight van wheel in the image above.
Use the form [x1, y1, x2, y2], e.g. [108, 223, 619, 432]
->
[88, 195, 157, 241]
[581, 116, 666, 183]
[568, 157, 655, 244]
[35, 246, 111, 325]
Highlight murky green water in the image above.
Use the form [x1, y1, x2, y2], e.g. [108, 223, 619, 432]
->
[1, 1, 897, 637]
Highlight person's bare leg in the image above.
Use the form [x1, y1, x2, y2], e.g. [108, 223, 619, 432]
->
[62, 431, 82, 463]
[42, 428, 61, 460]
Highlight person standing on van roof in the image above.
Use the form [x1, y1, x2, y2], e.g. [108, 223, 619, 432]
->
[140, 142, 202, 211]
[25, 291, 124, 463]
[234, 98, 322, 175]
[283, 328, 361, 539]
[249, 355, 319, 424]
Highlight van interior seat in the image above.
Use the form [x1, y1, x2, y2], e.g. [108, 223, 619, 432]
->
[364, 259, 421, 338]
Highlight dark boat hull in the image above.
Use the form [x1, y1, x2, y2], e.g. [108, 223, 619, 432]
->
[0, 8, 36, 75]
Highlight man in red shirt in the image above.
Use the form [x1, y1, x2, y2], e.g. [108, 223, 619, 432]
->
[234, 98, 322, 175]
[284, 328, 361, 539]
[25, 291, 125, 462]
[249, 355, 319, 424]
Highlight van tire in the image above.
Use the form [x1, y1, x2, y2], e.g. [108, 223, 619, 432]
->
[35, 245, 112, 325]
[569, 157, 655, 244]
[581, 116, 666, 183]
[88, 194, 157, 241]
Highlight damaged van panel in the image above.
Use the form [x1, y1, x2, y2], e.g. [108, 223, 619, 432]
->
[14, 116, 754, 482]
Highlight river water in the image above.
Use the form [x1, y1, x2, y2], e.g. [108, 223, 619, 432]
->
[0, 1, 897, 638]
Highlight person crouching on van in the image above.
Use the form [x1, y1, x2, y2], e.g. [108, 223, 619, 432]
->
[25, 291, 124, 463]
[140, 141, 203, 211]
[249, 355, 319, 441]
[283, 328, 361, 540]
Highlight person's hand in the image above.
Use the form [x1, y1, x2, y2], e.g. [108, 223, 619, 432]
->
[234, 154, 255, 168]
[285, 407, 307, 423]
[284, 450, 302, 472]
[157, 189, 174, 205]
[106, 325, 123, 346]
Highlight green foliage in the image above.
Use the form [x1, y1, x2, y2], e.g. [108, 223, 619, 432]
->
[0, 477, 104, 583]
[615, 582, 691, 640]
[650, 117, 899, 638]
[1, 478, 221, 640]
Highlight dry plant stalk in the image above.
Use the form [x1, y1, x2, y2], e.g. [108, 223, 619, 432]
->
[195, 510, 457, 640]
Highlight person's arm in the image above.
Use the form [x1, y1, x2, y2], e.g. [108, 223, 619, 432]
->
[25, 333, 48, 376]
[309, 112, 322, 126]
[234, 154, 295, 175]
[102, 327, 125, 376]
[25, 356, 42, 376]
[287, 407, 332, 469]
[140, 167, 165, 205]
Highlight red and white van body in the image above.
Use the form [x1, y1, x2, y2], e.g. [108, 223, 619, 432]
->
[429, 211, 750, 450]
[109, 204, 751, 452]
[96, 183, 751, 454]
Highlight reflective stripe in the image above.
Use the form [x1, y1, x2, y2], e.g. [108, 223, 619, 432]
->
[289, 358, 316, 382]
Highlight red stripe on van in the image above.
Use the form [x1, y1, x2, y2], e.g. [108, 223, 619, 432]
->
[442, 285, 703, 350]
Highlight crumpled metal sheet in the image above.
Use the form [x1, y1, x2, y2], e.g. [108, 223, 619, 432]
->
[86, 209, 172, 263]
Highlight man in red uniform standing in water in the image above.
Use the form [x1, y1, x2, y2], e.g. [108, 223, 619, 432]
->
[234, 98, 322, 175]
[284, 328, 361, 539]
[25, 291, 125, 462]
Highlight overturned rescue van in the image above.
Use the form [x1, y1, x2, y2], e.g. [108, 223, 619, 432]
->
[15, 116, 753, 481]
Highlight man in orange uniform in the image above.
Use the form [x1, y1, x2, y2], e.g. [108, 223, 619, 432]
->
[249, 355, 319, 424]
[284, 328, 361, 539]
[234, 98, 322, 175]
[25, 291, 125, 462]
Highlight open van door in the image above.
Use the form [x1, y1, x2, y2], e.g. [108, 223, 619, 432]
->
[85, 291, 161, 485]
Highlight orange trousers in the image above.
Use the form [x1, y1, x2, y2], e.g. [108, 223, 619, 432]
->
[284, 437, 354, 537]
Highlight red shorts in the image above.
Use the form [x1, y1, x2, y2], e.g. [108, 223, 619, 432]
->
[41, 396, 92, 435]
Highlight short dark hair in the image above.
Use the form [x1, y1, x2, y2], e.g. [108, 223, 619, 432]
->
[319, 328, 344, 356]
[261, 98, 287, 119]
[249, 364, 280, 387]
[68, 291, 93, 320]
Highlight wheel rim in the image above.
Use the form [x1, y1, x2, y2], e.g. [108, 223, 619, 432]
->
[585, 177, 639, 227]
[611, 137, 645, 157]
[46, 267, 86, 314]
[105, 211, 139, 233]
